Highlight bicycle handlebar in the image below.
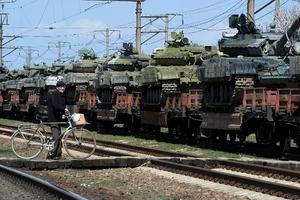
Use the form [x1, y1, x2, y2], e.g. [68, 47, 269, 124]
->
[35, 114, 73, 125]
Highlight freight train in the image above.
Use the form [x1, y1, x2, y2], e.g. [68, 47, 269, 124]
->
[1, 13, 300, 153]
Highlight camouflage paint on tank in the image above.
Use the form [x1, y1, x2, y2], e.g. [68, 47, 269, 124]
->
[104, 43, 151, 71]
[140, 31, 216, 129]
[94, 43, 150, 128]
[197, 13, 300, 148]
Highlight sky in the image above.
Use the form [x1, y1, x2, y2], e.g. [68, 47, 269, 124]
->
[0, 0, 296, 70]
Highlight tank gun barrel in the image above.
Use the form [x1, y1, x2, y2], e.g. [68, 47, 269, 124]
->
[273, 15, 300, 53]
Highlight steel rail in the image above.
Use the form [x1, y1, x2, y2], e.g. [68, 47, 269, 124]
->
[0, 164, 87, 200]
[216, 159, 300, 182]
[150, 159, 300, 199]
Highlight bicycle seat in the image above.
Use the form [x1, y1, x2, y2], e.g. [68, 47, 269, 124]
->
[36, 114, 48, 121]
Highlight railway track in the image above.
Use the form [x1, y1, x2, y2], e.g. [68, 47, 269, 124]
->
[150, 159, 300, 199]
[0, 164, 86, 200]
[1, 123, 300, 199]
[94, 125, 300, 161]
[215, 159, 300, 183]
[3, 122, 300, 164]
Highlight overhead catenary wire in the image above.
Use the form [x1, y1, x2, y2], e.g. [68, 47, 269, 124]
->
[2, 0, 292, 69]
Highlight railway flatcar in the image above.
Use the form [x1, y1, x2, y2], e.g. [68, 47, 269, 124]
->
[197, 13, 300, 152]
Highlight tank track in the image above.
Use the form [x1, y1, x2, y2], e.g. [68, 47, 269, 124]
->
[231, 77, 254, 106]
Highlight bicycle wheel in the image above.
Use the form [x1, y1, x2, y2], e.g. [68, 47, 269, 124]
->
[11, 128, 44, 159]
[63, 127, 96, 159]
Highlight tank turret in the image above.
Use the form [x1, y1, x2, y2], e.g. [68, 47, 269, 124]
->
[219, 13, 300, 57]
[154, 31, 211, 66]
[104, 42, 151, 71]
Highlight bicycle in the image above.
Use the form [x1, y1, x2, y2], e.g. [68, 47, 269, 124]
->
[10, 114, 97, 160]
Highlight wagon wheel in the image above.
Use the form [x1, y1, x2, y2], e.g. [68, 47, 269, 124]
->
[175, 123, 188, 138]
[103, 121, 114, 129]
[208, 129, 217, 143]
[189, 125, 201, 144]
[280, 136, 291, 153]
[229, 132, 236, 143]
[239, 133, 246, 144]
[154, 125, 160, 135]
[141, 123, 148, 134]
[148, 125, 160, 135]
[218, 131, 227, 144]
[168, 125, 175, 135]
[131, 115, 141, 133]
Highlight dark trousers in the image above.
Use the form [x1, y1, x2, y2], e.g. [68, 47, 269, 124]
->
[50, 124, 62, 157]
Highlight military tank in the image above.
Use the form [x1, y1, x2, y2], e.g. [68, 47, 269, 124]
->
[94, 43, 151, 130]
[17, 64, 49, 119]
[0, 64, 47, 119]
[140, 31, 216, 141]
[37, 62, 68, 117]
[197, 13, 300, 151]
[0, 66, 9, 115]
[56, 49, 104, 125]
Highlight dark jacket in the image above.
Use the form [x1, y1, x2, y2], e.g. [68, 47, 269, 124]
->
[47, 90, 66, 122]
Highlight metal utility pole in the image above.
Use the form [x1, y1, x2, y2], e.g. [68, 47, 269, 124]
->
[141, 13, 183, 47]
[247, 0, 255, 22]
[0, 13, 8, 68]
[26, 47, 31, 67]
[253, 0, 281, 22]
[0, 1, 17, 68]
[49, 41, 70, 63]
[94, 29, 120, 61]
[83, 0, 145, 54]
[275, 0, 280, 21]
[136, 1, 142, 53]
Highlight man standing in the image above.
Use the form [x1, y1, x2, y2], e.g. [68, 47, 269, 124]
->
[47, 80, 68, 160]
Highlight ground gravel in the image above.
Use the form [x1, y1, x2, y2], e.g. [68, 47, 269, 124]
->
[21, 167, 251, 200]
[1, 135, 252, 200]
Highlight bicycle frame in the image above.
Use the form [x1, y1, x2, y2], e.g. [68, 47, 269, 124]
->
[17, 116, 76, 150]
[11, 114, 96, 160]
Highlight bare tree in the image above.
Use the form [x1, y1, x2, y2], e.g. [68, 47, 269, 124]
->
[274, 2, 300, 32]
